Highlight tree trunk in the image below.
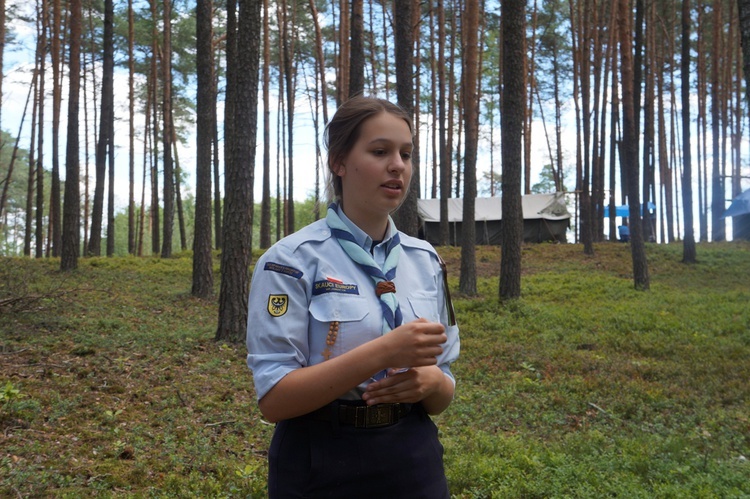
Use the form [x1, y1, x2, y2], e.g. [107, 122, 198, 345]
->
[618, 0, 650, 290]
[172, 131, 187, 251]
[732, 2, 744, 238]
[568, 0, 583, 244]
[438, 0, 450, 245]
[642, 2, 655, 243]
[128, 0, 136, 255]
[106, 90, 115, 257]
[149, 63, 161, 254]
[61, 0, 82, 271]
[448, 9, 458, 198]
[499, 0, 525, 301]
[222, 0, 240, 254]
[656, 23, 674, 243]
[24, 69, 39, 256]
[459, 0, 479, 296]
[161, 0, 174, 258]
[429, 4, 438, 199]
[212, 48, 222, 250]
[261, 0, 272, 248]
[579, 0, 594, 255]
[139, 101, 150, 256]
[283, 3, 296, 235]
[50, 0, 62, 257]
[711, 0, 726, 241]
[216, 0, 262, 343]
[609, 51, 620, 241]
[682, 0, 697, 262]
[36, 0, 47, 258]
[308, 0, 329, 125]
[349, 0, 365, 97]
[697, 6, 709, 242]
[337, 0, 351, 105]
[392, 0, 420, 236]
[524, 0, 537, 195]
[193, 0, 215, 298]
[87, 0, 114, 258]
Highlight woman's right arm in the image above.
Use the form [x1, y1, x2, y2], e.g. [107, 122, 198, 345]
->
[258, 318, 447, 422]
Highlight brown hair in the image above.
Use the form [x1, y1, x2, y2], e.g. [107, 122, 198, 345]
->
[324, 96, 413, 200]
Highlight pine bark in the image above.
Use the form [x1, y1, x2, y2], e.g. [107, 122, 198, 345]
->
[459, 0, 479, 296]
[87, 0, 114, 257]
[261, 0, 272, 248]
[216, 0, 262, 343]
[36, 0, 47, 258]
[128, 0, 136, 255]
[61, 0, 82, 270]
[161, 0, 174, 257]
[618, 0, 650, 289]
[499, 0, 525, 301]
[50, 0, 62, 257]
[711, 0, 726, 241]
[392, 0, 420, 236]
[348, 0, 365, 97]
[193, 0, 215, 298]
[438, 0, 450, 245]
[682, 0, 697, 262]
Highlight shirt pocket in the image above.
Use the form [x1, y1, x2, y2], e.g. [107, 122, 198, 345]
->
[309, 293, 370, 323]
[405, 294, 440, 323]
[309, 293, 374, 357]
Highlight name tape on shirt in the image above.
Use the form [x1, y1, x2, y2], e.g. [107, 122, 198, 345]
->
[264, 261, 303, 279]
[312, 280, 360, 296]
[267, 294, 289, 317]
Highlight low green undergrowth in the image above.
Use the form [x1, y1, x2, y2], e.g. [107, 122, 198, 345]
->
[1, 242, 749, 497]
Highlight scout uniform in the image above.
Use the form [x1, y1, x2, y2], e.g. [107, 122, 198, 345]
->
[247, 205, 460, 498]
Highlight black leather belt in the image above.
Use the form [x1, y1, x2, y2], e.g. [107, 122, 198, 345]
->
[304, 402, 413, 428]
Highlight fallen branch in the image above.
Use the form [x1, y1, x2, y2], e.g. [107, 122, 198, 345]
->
[588, 402, 611, 416]
[205, 420, 237, 427]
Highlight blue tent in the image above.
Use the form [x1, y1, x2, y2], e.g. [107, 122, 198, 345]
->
[603, 202, 656, 218]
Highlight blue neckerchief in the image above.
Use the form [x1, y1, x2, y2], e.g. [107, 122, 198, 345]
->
[325, 203, 403, 333]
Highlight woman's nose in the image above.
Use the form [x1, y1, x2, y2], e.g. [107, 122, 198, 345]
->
[388, 153, 406, 172]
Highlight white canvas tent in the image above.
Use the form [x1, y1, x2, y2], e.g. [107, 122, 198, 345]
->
[417, 193, 571, 245]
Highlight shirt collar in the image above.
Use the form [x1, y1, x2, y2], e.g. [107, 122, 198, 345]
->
[335, 204, 395, 252]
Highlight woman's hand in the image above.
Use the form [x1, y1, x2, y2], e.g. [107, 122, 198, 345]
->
[379, 318, 447, 369]
[361, 367, 437, 404]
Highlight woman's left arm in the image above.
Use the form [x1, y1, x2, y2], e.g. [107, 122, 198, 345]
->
[362, 364, 455, 415]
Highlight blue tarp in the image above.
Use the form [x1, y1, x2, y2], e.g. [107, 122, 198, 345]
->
[603, 202, 656, 218]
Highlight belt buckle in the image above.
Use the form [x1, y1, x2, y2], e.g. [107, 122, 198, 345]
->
[362, 404, 396, 428]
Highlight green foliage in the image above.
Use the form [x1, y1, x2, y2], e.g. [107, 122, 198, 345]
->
[1, 242, 749, 496]
[0, 382, 22, 406]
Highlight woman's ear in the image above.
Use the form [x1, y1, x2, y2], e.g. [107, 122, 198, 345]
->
[332, 161, 346, 177]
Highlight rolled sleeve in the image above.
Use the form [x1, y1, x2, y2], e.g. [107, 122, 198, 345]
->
[246, 246, 310, 401]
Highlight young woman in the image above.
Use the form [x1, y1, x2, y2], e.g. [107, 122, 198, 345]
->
[246, 96, 460, 498]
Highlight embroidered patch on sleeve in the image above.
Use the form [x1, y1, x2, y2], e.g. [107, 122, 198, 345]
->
[267, 294, 289, 317]
[264, 262, 303, 279]
[312, 280, 360, 296]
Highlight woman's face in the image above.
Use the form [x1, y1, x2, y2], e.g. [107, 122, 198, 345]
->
[334, 112, 413, 232]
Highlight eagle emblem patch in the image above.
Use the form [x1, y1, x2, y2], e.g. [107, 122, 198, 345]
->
[267, 294, 289, 317]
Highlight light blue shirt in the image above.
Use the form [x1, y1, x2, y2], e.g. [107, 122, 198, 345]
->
[246, 209, 460, 401]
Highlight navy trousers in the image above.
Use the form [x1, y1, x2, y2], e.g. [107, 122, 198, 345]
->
[267, 403, 450, 498]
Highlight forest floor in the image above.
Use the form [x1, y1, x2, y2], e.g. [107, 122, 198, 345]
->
[1, 241, 749, 497]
